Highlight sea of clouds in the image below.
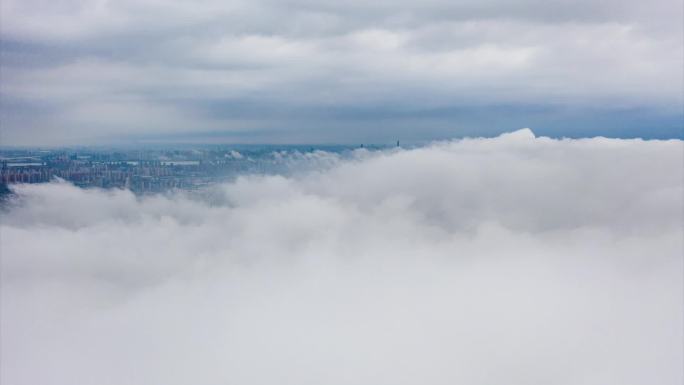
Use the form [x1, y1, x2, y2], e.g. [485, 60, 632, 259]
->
[1, 129, 682, 385]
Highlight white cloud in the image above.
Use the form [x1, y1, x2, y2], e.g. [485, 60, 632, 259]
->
[2, 131, 682, 384]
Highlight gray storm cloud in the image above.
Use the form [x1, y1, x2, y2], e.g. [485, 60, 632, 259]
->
[1, 0, 682, 144]
[1, 130, 682, 385]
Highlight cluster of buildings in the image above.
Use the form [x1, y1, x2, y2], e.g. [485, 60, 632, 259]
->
[0, 144, 378, 197]
[0, 148, 255, 194]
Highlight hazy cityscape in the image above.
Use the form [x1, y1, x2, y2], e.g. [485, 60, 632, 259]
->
[0, 145, 385, 194]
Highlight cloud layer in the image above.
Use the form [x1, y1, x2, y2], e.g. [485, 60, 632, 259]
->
[1, 130, 683, 384]
[1, 0, 682, 144]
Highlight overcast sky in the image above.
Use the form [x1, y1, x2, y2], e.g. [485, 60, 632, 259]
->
[1, 0, 682, 145]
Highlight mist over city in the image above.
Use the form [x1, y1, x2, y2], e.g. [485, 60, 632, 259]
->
[1, 0, 683, 385]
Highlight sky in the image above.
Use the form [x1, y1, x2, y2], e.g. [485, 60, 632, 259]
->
[1, 0, 682, 146]
[2, 130, 682, 384]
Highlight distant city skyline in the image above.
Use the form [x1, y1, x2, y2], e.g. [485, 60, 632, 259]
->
[0, 144, 373, 193]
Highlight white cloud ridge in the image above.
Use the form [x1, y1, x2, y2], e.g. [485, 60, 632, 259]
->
[1, 130, 683, 385]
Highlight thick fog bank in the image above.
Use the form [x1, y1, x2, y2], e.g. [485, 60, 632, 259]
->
[2, 130, 682, 385]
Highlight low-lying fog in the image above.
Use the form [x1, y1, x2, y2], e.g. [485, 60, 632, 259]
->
[2, 129, 682, 385]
